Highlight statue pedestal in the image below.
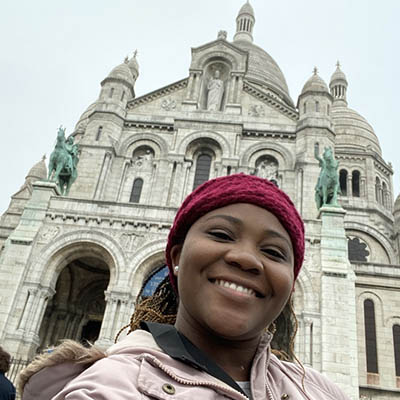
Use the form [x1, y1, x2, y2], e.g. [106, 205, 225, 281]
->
[225, 103, 242, 114]
[318, 205, 359, 399]
[181, 100, 198, 111]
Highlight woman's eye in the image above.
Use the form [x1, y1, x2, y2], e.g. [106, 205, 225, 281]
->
[262, 248, 286, 260]
[209, 231, 233, 241]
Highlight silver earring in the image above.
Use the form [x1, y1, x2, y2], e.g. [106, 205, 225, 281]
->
[174, 265, 179, 273]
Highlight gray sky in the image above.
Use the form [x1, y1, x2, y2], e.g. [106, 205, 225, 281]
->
[1, 0, 399, 214]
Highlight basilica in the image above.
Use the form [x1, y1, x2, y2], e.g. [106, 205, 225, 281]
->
[0, 2, 399, 399]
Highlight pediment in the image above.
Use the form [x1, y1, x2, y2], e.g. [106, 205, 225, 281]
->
[242, 81, 298, 122]
[127, 78, 188, 111]
[190, 39, 248, 72]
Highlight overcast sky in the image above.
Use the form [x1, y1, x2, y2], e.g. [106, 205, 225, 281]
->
[1, 0, 399, 214]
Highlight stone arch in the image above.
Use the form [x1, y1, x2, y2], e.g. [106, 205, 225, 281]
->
[385, 315, 400, 328]
[344, 222, 395, 264]
[128, 239, 166, 300]
[294, 266, 318, 314]
[240, 142, 294, 170]
[119, 132, 168, 158]
[197, 51, 237, 70]
[29, 229, 126, 290]
[177, 130, 231, 157]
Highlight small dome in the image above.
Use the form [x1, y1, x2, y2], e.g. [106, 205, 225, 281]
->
[301, 68, 329, 95]
[107, 61, 133, 82]
[394, 193, 400, 213]
[330, 62, 347, 85]
[26, 156, 47, 181]
[238, 1, 255, 17]
[332, 105, 382, 155]
[233, 40, 293, 106]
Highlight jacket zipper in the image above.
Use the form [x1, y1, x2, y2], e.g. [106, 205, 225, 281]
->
[143, 355, 270, 400]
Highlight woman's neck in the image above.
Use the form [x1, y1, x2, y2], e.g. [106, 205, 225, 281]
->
[175, 320, 261, 381]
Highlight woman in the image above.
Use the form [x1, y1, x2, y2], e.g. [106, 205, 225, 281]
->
[20, 174, 349, 399]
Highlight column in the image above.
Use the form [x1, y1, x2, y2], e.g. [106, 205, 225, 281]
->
[318, 206, 359, 399]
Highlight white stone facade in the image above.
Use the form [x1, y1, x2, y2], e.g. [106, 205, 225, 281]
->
[0, 3, 399, 399]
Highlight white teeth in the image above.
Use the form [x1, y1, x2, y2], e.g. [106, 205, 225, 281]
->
[215, 279, 256, 297]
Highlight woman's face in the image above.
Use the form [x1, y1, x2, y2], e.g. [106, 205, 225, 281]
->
[171, 203, 294, 341]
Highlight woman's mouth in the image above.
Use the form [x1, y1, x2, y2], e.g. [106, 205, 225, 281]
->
[212, 279, 260, 297]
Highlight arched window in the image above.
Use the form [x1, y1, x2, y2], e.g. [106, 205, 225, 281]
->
[193, 154, 212, 189]
[339, 169, 348, 196]
[364, 299, 379, 374]
[394, 324, 400, 377]
[109, 87, 114, 98]
[315, 101, 320, 112]
[303, 102, 307, 114]
[121, 91, 125, 101]
[130, 178, 143, 203]
[375, 177, 381, 203]
[352, 170, 360, 197]
[327, 104, 330, 115]
[95, 126, 103, 141]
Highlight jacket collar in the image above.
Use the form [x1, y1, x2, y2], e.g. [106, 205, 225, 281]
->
[141, 322, 273, 397]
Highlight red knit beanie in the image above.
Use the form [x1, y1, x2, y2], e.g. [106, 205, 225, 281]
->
[165, 173, 305, 290]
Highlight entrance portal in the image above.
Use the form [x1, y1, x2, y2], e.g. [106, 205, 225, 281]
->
[39, 255, 110, 348]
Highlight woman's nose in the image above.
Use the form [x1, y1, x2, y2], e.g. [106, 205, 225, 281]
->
[224, 243, 263, 274]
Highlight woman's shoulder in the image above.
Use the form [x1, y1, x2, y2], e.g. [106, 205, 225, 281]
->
[21, 329, 161, 400]
[268, 354, 350, 400]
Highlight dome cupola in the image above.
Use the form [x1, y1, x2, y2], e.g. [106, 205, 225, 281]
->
[301, 67, 329, 95]
[26, 155, 47, 185]
[330, 61, 348, 105]
[233, 1, 255, 43]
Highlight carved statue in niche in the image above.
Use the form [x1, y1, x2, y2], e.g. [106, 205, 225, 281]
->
[207, 70, 224, 111]
[256, 157, 279, 183]
[132, 147, 154, 169]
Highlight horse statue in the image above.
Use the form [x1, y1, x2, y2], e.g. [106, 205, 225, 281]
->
[47, 126, 79, 195]
[314, 143, 340, 209]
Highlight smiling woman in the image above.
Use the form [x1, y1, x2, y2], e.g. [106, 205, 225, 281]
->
[19, 174, 350, 400]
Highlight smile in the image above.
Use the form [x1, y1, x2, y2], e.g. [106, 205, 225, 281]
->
[213, 279, 257, 297]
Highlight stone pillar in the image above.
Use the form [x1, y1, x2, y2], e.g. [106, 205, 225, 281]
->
[94, 151, 112, 199]
[318, 206, 359, 399]
[96, 291, 134, 348]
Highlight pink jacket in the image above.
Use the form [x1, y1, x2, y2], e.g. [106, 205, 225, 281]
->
[22, 329, 350, 400]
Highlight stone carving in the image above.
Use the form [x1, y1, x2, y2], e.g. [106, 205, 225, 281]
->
[256, 158, 278, 182]
[249, 104, 265, 117]
[161, 99, 176, 111]
[207, 70, 224, 111]
[314, 143, 340, 209]
[133, 150, 153, 168]
[218, 30, 227, 40]
[40, 226, 61, 241]
[120, 232, 146, 250]
[48, 126, 79, 195]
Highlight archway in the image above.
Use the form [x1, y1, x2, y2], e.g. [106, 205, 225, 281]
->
[39, 254, 110, 348]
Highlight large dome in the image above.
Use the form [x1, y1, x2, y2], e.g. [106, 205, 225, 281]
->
[233, 40, 293, 106]
[332, 105, 381, 155]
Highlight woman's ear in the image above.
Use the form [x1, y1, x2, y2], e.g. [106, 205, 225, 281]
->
[170, 244, 182, 276]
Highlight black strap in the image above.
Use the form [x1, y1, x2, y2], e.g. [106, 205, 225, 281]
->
[142, 322, 247, 397]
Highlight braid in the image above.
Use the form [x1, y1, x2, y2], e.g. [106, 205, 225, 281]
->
[115, 275, 177, 343]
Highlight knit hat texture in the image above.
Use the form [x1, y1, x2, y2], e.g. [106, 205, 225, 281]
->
[165, 173, 305, 289]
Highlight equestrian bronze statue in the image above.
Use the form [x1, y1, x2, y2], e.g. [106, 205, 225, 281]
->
[47, 126, 79, 195]
[314, 143, 340, 209]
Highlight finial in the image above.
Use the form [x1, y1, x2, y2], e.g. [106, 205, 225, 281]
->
[336, 60, 341, 68]
[313, 66, 318, 75]
[218, 30, 227, 40]
[133, 49, 138, 58]
[42, 154, 46, 161]
[124, 56, 129, 63]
